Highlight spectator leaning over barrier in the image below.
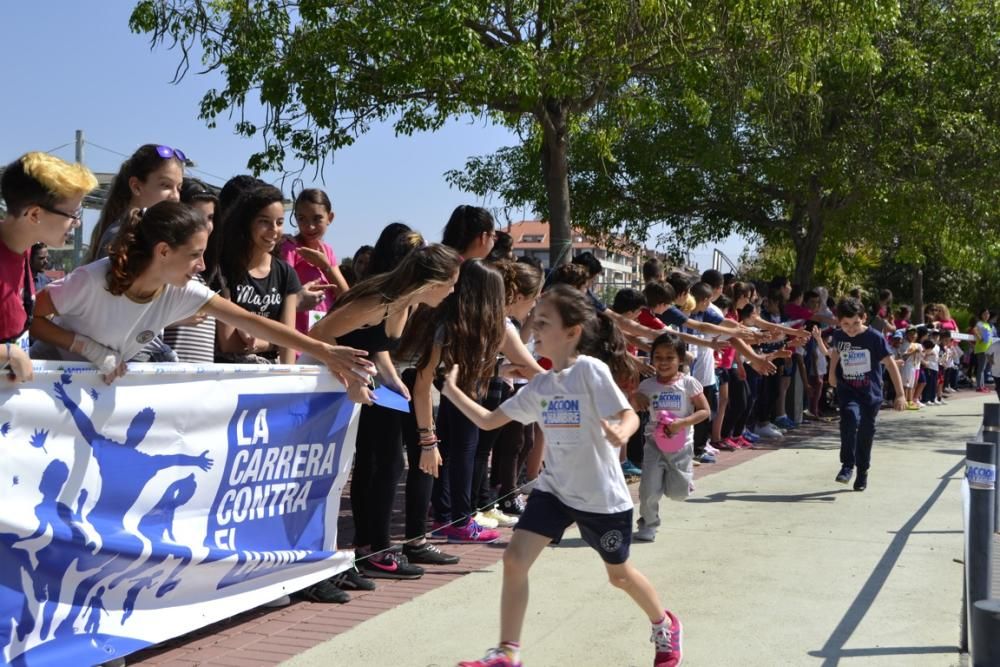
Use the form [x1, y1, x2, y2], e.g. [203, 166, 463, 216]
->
[29, 200, 373, 389]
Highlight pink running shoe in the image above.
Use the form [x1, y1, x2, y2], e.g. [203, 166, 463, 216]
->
[652, 610, 683, 666]
[723, 437, 744, 450]
[458, 647, 521, 667]
[443, 519, 500, 544]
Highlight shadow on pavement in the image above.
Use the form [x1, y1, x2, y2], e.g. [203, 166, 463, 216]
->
[806, 458, 964, 666]
[685, 489, 854, 504]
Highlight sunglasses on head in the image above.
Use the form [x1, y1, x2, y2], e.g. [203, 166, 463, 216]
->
[155, 145, 187, 162]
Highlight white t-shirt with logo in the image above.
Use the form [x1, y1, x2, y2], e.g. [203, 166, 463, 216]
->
[923, 344, 940, 371]
[637, 374, 704, 450]
[38, 258, 213, 363]
[499, 354, 633, 514]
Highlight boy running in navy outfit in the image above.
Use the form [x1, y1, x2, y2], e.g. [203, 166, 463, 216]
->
[827, 298, 906, 491]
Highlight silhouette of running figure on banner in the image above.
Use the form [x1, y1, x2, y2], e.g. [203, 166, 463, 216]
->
[121, 571, 162, 624]
[51, 382, 213, 636]
[110, 474, 198, 603]
[84, 587, 108, 634]
[17, 460, 92, 640]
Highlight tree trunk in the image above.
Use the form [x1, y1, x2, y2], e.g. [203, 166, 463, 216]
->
[791, 191, 825, 289]
[913, 267, 923, 325]
[537, 103, 572, 269]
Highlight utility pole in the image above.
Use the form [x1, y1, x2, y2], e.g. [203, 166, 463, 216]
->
[74, 130, 84, 268]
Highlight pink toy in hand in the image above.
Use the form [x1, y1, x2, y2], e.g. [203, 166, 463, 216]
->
[653, 410, 686, 453]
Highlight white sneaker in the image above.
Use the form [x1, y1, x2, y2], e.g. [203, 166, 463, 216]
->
[634, 525, 657, 542]
[481, 507, 518, 527]
[705, 444, 720, 455]
[473, 512, 499, 529]
[755, 423, 784, 439]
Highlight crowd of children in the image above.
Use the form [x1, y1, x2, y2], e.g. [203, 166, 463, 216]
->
[0, 146, 992, 667]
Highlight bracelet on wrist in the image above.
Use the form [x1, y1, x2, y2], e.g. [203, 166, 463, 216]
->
[421, 442, 438, 450]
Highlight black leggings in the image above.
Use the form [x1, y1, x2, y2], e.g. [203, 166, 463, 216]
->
[401, 369, 434, 541]
[350, 404, 405, 551]
[755, 362, 781, 424]
[722, 369, 750, 439]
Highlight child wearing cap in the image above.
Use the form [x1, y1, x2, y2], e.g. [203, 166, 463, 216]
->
[0, 152, 97, 382]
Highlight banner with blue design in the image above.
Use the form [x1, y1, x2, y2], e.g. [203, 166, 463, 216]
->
[0, 363, 359, 666]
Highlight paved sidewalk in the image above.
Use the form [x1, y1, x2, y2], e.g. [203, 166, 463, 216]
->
[282, 397, 979, 667]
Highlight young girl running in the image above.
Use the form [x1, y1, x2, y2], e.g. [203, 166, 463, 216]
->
[30, 200, 372, 387]
[279, 188, 350, 334]
[633, 332, 710, 542]
[443, 284, 682, 667]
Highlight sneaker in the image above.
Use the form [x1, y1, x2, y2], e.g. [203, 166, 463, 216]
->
[634, 525, 656, 542]
[755, 423, 784, 439]
[481, 507, 518, 527]
[704, 443, 721, 455]
[429, 521, 449, 538]
[692, 458, 702, 467]
[802, 409, 819, 421]
[403, 541, 460, 565]
[499, 495, 526, 516]
[767, 421, 788, 434]
[733, 436, 753, 449]
[741, 429, 761, 443]
[443, 520, 501, 544]
[835, 466, 853, 484]
[774, 415, 796, 430]
[357, 551, 424, 579]
[651, 610, 683, 667]
[713, 439, 735, 452]
[697, 452, 716, 464]
[906, 402, 920, 410]
[853, 471, 868, 491]
[622, 460, 643, 476]
[474, 511, 500, 529]
[298, 578, 350, 604]
[458, 647, 521, 667]
[330, 567, 376, 591]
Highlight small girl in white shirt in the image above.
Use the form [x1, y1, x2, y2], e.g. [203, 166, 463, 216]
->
[633, 332, 710, 542]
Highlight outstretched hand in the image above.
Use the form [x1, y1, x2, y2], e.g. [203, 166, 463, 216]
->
[196, 450, 214, 471]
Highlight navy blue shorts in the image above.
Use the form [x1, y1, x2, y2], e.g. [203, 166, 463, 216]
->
[515, 490, 632, 564]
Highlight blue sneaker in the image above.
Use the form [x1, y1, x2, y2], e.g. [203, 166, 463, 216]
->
[622, 460, 642, 476]
[697, 452, 717, 464]
[742, 429, 761, 443]
[774, 416, 796, 430]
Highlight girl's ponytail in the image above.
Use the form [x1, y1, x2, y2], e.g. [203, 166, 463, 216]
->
[106, 209, 144, 295]
[87, 161, 134, 262]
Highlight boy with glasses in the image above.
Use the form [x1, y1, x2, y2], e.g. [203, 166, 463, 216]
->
[0, 152, 96, 381]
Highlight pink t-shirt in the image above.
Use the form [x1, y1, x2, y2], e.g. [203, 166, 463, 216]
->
[783, 302, 813, 325]
[717, 311, 739, 369]
[278, 237, 338, 334]
[0, 242, 34, 342]
[939, 318, 958, 332]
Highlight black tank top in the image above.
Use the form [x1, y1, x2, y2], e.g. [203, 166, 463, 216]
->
[335, 303, 401, 354]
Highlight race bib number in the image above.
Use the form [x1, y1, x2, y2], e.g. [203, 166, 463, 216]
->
[841, 348, 871, 377]
[652, 391, 683, 411]
[541, 394, 583, 444]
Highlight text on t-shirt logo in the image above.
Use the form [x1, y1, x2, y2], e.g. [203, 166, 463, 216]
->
[541, 396, 581, 428]
[652, 391, 683, 411]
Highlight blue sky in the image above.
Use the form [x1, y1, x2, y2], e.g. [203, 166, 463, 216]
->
[2, 1, 745, 270]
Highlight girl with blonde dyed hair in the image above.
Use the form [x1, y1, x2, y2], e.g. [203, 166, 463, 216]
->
[1, 152, 97, 382]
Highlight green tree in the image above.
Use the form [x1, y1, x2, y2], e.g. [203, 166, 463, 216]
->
[454, 1, 1000, 286]
[130, 0, 757, 267]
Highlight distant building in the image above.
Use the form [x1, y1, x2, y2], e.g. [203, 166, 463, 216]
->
[508, 220, 665, 288]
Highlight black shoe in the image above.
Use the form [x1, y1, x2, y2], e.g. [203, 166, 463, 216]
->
[853, 471, 868, 491]
[499, 495, 526, 516]
[403, 541, 461, 565]
[330, 567, 376, 591]
[298, 579, 350, 604]
[357, 551, 424, 579]
[835, 466, 853, 484]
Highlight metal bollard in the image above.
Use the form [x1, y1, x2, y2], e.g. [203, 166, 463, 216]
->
[972, 599, 1000, 666]
[967, 440, 997, 655]
[983, 403, 1000, 530]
